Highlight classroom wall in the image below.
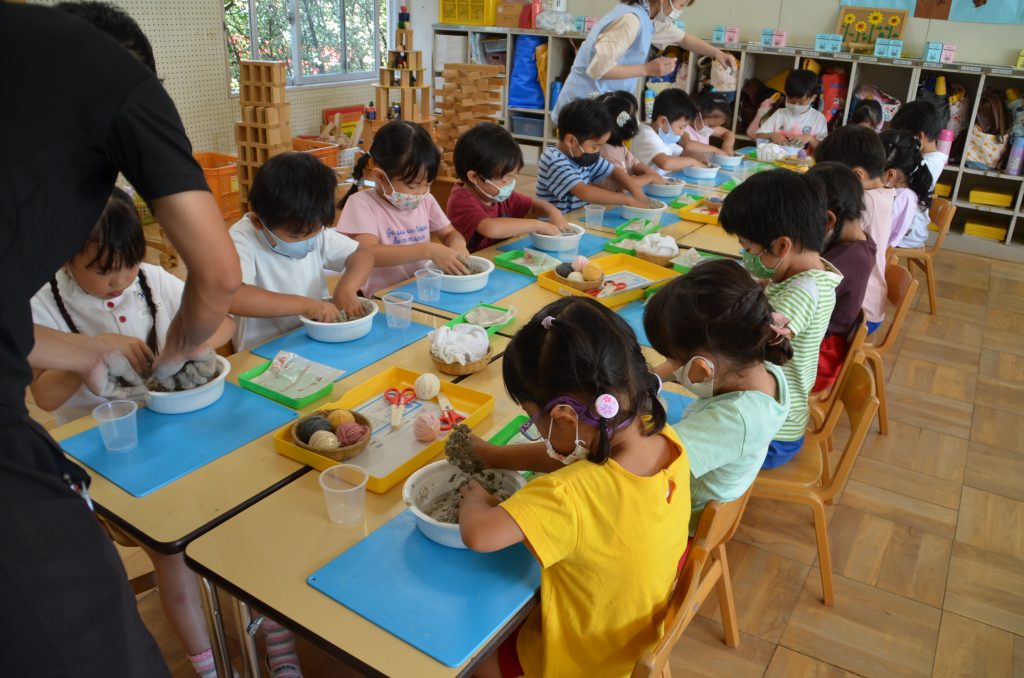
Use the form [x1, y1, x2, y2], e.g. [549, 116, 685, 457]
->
[567, 0, 1022, 67]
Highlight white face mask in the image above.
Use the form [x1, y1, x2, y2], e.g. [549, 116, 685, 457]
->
[656, 0, 684, 20]
[543, 407, 590, 465]
[786, 102, 812, 116]
[674, 355, 715, 399]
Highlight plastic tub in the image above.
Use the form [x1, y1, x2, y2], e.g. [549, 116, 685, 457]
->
[644, 177, 686, 199]
[300, 298, 378, 342]
[147, 356, 231, 415]
[713, 154, 742, 169]
[426, 256, 494, 293]
[620, 199, 667, 222]
[529, 223, 585, 252]
[683, 164, 721, 180]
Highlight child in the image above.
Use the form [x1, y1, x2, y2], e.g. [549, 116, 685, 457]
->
[338, 120, 470, 292]
[807, 162, 877, 393]
[596, 90, 666, 189]
[458, 296, 688, 678]
[645, 260, 791, 533]
[536, 97, 650, 213]
[850, 99, 884, 131]
[890, 99, 948, 189]
[631, 88, 707, 174]
[229, 152, 374, 351]
[880, 129, 934, 249]
[447, 122, 568, 252]
[682, 91, 737, 162]
[29, 190, 307, 678]
[719, 170, 842, 469]
[756, 69, 828, 151]
[815, 125, 892, 335]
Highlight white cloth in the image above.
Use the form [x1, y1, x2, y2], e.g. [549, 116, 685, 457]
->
[631, 123, 683, 176]
[31, 263, 184, 425]
[230, 215, 360, 351]
[757, 107, 828, 140]
[429, 325, 489, 365]
[922, 151, 947, 190]
[636, 233, 679, 257]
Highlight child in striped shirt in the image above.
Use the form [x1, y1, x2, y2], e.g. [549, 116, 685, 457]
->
[536, 97, 651, 214]
[720, 170, 842, 469]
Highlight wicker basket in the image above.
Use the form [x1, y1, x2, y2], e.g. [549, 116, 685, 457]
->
[291, 410, 372, 462]
[635, 250, 677, 268]
[553, 271, 604, 291]
[432, 346, 493, 376]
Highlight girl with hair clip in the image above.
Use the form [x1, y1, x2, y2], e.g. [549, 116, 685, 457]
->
[596, 90, 667, 190]
[880, 129, 934, 249]
[458, 296, 690, 678]
[337, 120, 470, 295]
[682, 90, 737, 162]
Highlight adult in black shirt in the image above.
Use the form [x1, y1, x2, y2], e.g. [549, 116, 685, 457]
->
[0, 5, 242, 675]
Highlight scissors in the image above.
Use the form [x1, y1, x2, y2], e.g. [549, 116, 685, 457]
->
[593, 279, 628, 298]
[385, 387, 416, 430]
[436, 392, 466, 432]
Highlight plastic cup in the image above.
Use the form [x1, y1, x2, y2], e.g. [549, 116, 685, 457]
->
[92, 400, 138, 453]
[319, 464, 369, 524]
[584, 204, 605, 228]
[382, 291, 414, 329]
[414, 268, 442, 302]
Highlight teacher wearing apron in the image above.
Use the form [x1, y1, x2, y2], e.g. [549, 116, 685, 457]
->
[552, 0, 737, 123]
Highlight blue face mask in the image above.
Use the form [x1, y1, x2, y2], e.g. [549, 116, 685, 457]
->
[656, 120, 682, 145]
[262, 223, 318, 260]
[486, 177, 516, 203]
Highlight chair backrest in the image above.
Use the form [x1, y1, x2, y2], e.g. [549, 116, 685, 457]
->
[815, 317, 868, 416]
[820, 361, 879, 500]
[869, 262, 918, 355]
[928, 197, 956, 253]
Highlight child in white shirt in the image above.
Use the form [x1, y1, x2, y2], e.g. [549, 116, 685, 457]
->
[881, 130, 934, 248]
[756, 69, 828, 152]
[682, 91, 737, 163]
[890, 99, 948, 189]
[631, 88, 708, 175]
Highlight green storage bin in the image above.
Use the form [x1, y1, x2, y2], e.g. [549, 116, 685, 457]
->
[445, 303, 516, 336]
[603, 233, 644, 254]
[238, 360, 334, 410]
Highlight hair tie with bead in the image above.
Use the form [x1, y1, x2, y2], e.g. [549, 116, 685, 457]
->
[541, 315, 556, 330]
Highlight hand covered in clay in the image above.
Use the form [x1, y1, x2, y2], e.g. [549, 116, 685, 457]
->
[459, 478, 499, 508]
[83, 351, 148, 401]
[150, 347, 218, 392]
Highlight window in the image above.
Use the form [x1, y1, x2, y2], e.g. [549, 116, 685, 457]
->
[224, 0, 391, 91]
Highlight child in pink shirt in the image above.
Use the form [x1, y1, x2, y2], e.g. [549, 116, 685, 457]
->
[337, 121, 470, 295]
[596, 90, 665, 191]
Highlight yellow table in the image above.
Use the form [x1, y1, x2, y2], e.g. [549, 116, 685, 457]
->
[677, 224, 741, 258]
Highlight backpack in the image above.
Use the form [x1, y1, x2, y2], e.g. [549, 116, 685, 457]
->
[820, 68, 849, 131]
[738, 78, 777, 133]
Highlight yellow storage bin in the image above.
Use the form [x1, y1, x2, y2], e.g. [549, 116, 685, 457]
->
[934, 182, 952, 198]
[963, 217, 1008, 242]
[968, 186, 1014, 208]
[439, 0, 499, 26]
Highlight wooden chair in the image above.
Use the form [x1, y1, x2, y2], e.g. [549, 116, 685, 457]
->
[753, 361, 878, 606]
[893, 197, 955, 315]
[144, 223, 179, 270]
[864, 261, 919, 434]
[430, 176, 459, 210]
[632, 490, 753, 678]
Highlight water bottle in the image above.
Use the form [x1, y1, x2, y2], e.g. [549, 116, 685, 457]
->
[549, 79, 563, 111]
[937, 128, 954, 156]
[644, 88, 655, 122]
[1006, 137, 1024, 176]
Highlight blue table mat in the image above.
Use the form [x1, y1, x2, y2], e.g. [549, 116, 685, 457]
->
[663, 391, 695, 425]
[61, 383, 297, 497]
[251, 314, 433, 372]
[308, 510, 540, 668]
[387, 268, 535, 316]
[496, 233, 610, 259]
[581, 207, 673, 230]
[618, 299, 651, 347]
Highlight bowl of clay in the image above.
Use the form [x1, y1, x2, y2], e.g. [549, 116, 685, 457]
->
[644, 177, 686, 199]
[620, 198, 667, 222]
[712, 154, 742, 169]
[426, 256, 494, 294]
[403, 460, 527, 549]
[682, 164, 721, 180]
[529, 223, 585, 252]
[146, 355, 231, 415]
[300, 297, 377, 343]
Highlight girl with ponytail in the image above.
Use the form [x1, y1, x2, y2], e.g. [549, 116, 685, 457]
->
[596, 89, 667, 190]
[880, 129, 934, 248]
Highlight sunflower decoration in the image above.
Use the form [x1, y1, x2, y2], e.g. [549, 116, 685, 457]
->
[868, 11, 884, 25]
[843, 13, 856, 25]
[888, 14, 902, 27]
[855, 20, 868, 34]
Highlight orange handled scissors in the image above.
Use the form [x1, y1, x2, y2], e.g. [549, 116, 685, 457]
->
[385, 387, 416, 430]
[437, 392, 466, 432]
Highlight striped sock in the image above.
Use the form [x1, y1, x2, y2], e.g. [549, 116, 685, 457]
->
[188, 649, 217, 678]
[263, 618, 302, 678]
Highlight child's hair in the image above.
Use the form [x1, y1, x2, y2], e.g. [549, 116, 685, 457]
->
[51, 187, 158, 349]
[719, 169, 828, 253]
[889, 100, 946, 141]
[850, 99, 883, 129]
[815, 124, 887, 179]
[596, 90, 640, 146]
[453, 122, 523, 183]
[502, 296, 665, 465]
[807, 161, 866, 229]
[879, 130, 933, 211]
[644, 259, 794, 369]
[56, 1, 157, 74]
[342, 120, 439, 208]
[695, 91, 732, 120]
[556, 97, 614, 143]
[652, 88, 698, 125]
[785, 69, 821, 100]
[250, 152, 336, 236]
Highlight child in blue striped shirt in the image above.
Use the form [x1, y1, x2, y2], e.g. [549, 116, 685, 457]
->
[537, 98, 651, 214]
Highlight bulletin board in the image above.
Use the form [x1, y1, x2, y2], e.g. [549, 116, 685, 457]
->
[836, 5, 909, 52]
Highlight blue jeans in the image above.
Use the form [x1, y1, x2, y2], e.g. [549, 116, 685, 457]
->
[762, 437, 804, 469]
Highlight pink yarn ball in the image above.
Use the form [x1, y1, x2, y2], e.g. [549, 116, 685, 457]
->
[413, 411, 441, 443]
[336, 422, 369, 446]
[571, 255, 590, 272]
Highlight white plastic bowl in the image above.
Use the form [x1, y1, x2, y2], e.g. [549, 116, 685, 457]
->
[620, 199, 667, 222]
[683, 164, 721, 180]
[403, 460, 527, 549]
[644, 177, 686, 199]
[713, 154, 742, 169]
[147, 355, 231, 415]
[529, 223, 585, 252]
[426, 256, 494, 293]
[300, 298, 377, 342]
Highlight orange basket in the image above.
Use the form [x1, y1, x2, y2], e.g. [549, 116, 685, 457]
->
[193, 152, 242, 222]
[293, 137, 339, 167]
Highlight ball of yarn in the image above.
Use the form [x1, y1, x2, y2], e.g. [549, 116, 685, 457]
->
[413, 373, 441, 400]
[309, 430, 340, 450]
[336, 422, 369, 446]
[326, 409, 355, 429]
[582, 264, 603, 282]
[296, 415, 333, 444]
[567, 271, 585, 282]
[413, 411, 442, 443]
[555, 263, 573, 278]
[571, 255, 590, 272]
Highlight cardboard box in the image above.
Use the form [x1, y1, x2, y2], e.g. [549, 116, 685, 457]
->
[815, 32, 832, 51]
[772, 29, 788, 47]
[712, 25, 727, 43]
[924, 41, 944, 62]
[762, 28, 775, 46]
[940, 44, 957, 63]
[584, 16, 597, 31]
[888, 39, 903, 58]
[829, 33, 843, 52]
[725, 26, 740, 43]
[874, 39, 890, 57]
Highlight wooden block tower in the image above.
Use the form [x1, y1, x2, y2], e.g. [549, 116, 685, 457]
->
[434, 63, 505, 178]
[364, 6, 432, 148]
[235, 60, 291, 211]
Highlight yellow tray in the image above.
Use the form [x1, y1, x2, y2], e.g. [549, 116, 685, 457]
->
[963, 218, 1008, 242]
[968, 186, 1014, 208]
[536, 253, 678, 308]
[677, 198, 723, 225]
[272, 367, 494, 493]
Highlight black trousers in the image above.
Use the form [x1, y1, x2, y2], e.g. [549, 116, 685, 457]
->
[0, 415, 170, 678]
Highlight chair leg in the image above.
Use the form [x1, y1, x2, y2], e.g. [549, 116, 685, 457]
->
[924, 256, 938, 315]
[810, 495, 835, 606]
[869, 353, 888, 435]
[714, 545, 740, 649]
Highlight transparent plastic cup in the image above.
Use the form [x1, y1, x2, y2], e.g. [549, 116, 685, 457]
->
[584, 204, 605, 228]
[92, 400, 138, 453]
[319, 464, 369, 524]
[383, 292, 414, 329]
[414, 268, 442, 302]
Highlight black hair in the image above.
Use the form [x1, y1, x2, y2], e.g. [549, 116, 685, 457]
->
[890, 99, 946, 141]
[652, 88, 698, 125]
[596, 90, 640, 146]
[502, 297, 665, 465]
[695, 91, 732, 120]
[645, 259, 794, 370]
[342, 120, 439, 208]
[785, 69, 821, 100]
[556, 98, 614, 144]
[453, 122, 523, 183]
[879, 130, 933, 211]
[56, 1, 157, 74]
[719, 169, 828, 253]
[250, 152, 336, 236]
[850, 99, 883, 129]
[807, 162, 866, 230]
[815, 124, 887, 179]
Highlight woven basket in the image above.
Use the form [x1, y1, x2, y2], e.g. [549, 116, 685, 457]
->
[553, 271, 604, 291]
[635, 250, 676, 268]
[432, 345, 493, 376]
[292, 410, 372, 462]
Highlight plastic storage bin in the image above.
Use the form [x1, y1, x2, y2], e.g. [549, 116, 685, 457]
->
[193, 152, 242, 222]
[509, 114, 544, 138]
[439, 0, 498, 26]
[293, 137, 340, 167]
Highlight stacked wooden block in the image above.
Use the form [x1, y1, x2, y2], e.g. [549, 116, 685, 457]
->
[364, 26, 432, 148]
[235, 60, 291, 211]
[434, 63, 504, 178]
